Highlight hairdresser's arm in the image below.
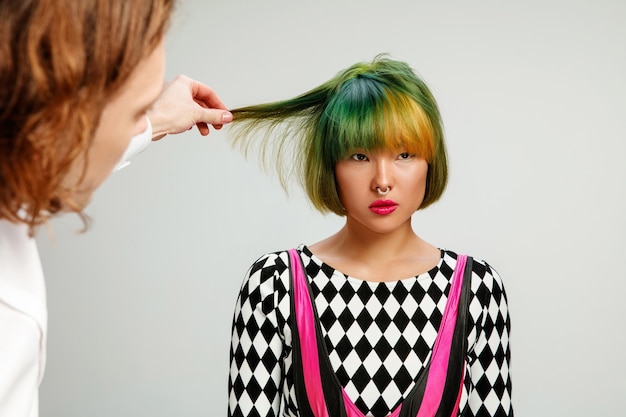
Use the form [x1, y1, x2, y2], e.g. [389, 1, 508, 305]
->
[148, 75, 233, 141]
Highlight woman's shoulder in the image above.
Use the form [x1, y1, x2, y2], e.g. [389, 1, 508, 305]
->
[441, 248, 506, 294]
[243, 245, 307, 280]
[236, 249, 296, 306]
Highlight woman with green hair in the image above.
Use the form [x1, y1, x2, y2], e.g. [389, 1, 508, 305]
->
[227, 56, 512, 417]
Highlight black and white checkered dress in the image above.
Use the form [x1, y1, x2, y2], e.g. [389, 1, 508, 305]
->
[228, 246, 512, 417]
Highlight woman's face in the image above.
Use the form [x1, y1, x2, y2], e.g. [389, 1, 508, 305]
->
[65, 40, 166, 209]
[334, 148, 428, 234]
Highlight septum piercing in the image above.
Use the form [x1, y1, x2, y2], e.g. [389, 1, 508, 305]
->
[376, 186, 390, 196]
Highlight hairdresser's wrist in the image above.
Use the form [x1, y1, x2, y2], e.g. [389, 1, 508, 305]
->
[147, 112, 169, 141]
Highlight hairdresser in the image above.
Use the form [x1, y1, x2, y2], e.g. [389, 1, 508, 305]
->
[0, 1, 232, 416]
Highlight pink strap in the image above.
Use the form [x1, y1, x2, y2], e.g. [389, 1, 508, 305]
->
[415, 255, 467, 417]
[291, 249, 468, 417]
[289, 249, 330, 417]
[292, 249, 382, 417]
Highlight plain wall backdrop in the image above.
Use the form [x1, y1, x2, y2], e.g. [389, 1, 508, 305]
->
[37, 1, 625, 416]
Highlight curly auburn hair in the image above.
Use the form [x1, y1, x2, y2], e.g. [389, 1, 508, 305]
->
[0, 0, 175, 233]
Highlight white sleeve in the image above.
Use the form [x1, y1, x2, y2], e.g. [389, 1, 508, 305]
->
[112, 116, 153, 173]
[0, 303, 42, 417]
[0, 221, 47, 417]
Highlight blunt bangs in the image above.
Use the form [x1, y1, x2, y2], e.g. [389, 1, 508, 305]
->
[319, 77, 436, 169]
[381, 93, 435, 162]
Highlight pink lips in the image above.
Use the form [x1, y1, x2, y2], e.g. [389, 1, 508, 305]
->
[369, 199, 398, 215]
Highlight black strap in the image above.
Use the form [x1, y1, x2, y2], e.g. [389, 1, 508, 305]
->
[290, 250, 473, 417]
[436, 256, 473, 417]
[400, 256, 473, 417]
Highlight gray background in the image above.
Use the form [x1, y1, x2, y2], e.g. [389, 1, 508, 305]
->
[38, 0, 626, 416]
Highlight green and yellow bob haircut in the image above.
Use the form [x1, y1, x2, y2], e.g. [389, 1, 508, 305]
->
[229, 56, 447, 215]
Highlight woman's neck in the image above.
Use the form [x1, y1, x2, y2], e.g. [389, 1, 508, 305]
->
[308, 219, 440, 282]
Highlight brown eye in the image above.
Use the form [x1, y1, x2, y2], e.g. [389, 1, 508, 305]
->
[351, 153, 368, 161]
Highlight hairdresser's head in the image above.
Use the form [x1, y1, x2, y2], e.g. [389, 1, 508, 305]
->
[306, 57, 448, 215]
[0, 0, 175, 230]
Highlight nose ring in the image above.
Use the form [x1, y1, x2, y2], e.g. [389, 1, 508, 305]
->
[376, 186, 390, 196]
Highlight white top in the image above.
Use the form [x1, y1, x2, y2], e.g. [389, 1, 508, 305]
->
[0, 119, 152, 416]
[0, 220, 46, 417]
